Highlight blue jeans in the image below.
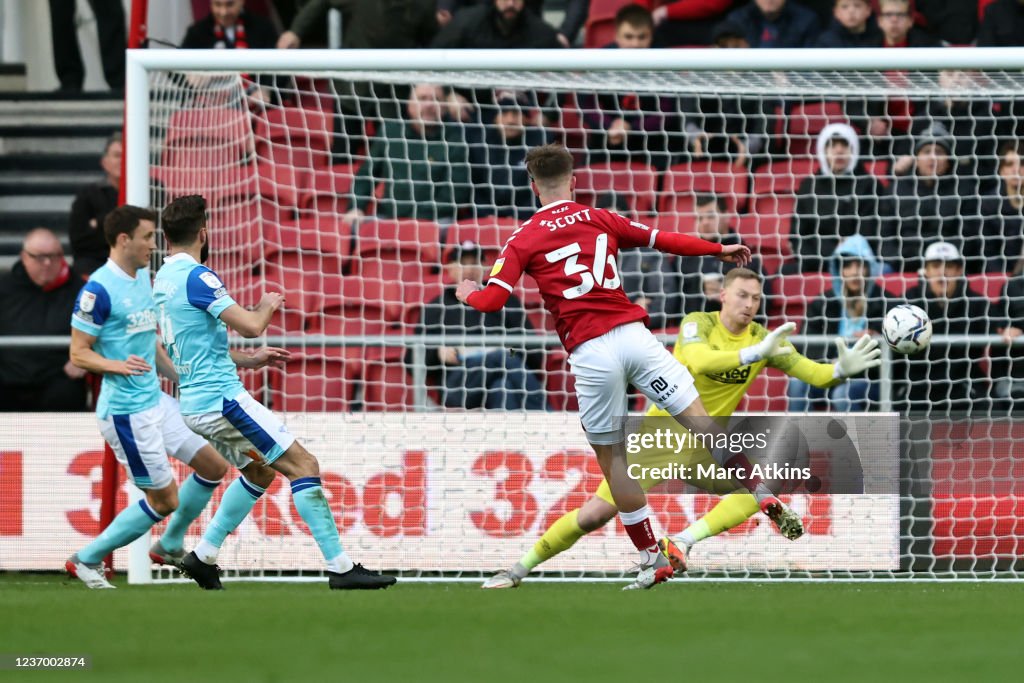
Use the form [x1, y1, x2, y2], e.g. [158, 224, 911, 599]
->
[786, 377, 876, 412]
[443, 350, 548, 410]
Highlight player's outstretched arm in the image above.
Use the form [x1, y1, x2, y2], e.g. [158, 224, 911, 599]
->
[219, 292, 285, 339]
[457, 279, 511, 313]
[231, 346, 292, 370]
[70, 328, 152, 377]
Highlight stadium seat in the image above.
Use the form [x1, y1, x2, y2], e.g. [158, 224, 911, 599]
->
[253, 106, 332, 169]
[363, 359, 416, 411]
[356, 219, 441, 263]
[737, 370, 789, 412]
[774, 272, 830, 320]
[784, 101, 847, 156]
[263, 215, 353, 268]
[573, 162, 658, 215]
[256, 160, 309, 220]
[299, 164, 358, 214]
[751, 158, 816, 196]
[553, 92, 587, 155]
[979, 0, 997, 21]
[447, 216, 521, 253]
[878, 272, 918, 297]
[165, 108, 251, 159]
[583, 17, 617, 48]
[268, 353, 360, 412]
[657, 160, 748, 233]
[967, 273, 1009, 303]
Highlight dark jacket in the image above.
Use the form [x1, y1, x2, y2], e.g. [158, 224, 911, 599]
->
[889, 26, 943, 48]
[917, 0, 978, 45]
[792, 168, 885, 273]
[977, 0, 1024, 47]
[68, 181, 117, 275]
[437, 0, 588, 43]
[181, 11, 279, 49]
[290, 0, 438, 48]
[677, 94, 772, 161]
[909, 99, 1012, 188]
[415, 286, 541, 386]
[0, 261, 84, 387]
[979, 193, 1024, 274]
[430, 3, 562, 48]
[893, 280, 993, 414]
[349, 118, 472, 221]
[880, 170, 981, 273]
[725, 1, 820, 48]
[468, 122, 547, 218]
[816, 16, 883, 48]
[993, 274, 1024, 382]
[805, 282, 888, 337]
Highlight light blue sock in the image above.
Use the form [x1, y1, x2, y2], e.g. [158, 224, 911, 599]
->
[201, 476, 264, 549]
[291, 477, 349, 571]
[160, 473, 221, 553]
[78, 499, 164, 564]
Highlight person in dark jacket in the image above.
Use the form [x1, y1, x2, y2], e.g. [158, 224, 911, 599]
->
[817, 0, 883, 47]
[979, 140, 1024, 274]
[416, 241, 547, 410]
[892, 242, 994, 416]
[879, 123, 982, 273]
[877, 0, 940, 47]
[344, 83, 472, 222]
[0, 229, 88, 411]
[724, 0, 821, 48]
[790, 123, 885, 273]
[181, 0, 280, 48]
[48, 0, 125, 92]
[916, 0, 978, 45]
[430, 0, 562, 49]
[788, 235, 887, 411]
[977, 0, 1024, 47]
[651, 0, 738, 47]
[436, 0, 587, 46]
[468, 90, 548, 218]
[69, 133, 120, 276]
[277, 0, 438, 49]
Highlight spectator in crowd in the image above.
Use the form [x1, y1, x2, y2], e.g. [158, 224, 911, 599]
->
[612, 194, 680, 330]
[790, 123, 885, 273]
[916, 0, 978, 45]
[182, 0, 280, 48]
[710, 18, 751, 47]
[994, 269, 1024, 405]
[676, 92, 772, 168]
[578, 5, 672, 167]
[431, 0, 563, 49]
[417, 241, 547, 410]
[676, 193, 762, 314]
[817, 0, 883, 47]
[468, 90, 548, 218]
[277, 0, 438, 49]
[48, 0, 125, 93]
[880, 123, 982, 273]
[436, 0, 587, 47]
[344, 83, 472, 222]
[69, 133, 121, 275]
[876, 0, 939, 46]
[788, 235, 886, 411]
[980, 141, 1024, 274]
[651, 0, 737, 47]
[977, 0, 1024, 47]
[724, 0, 820, 48]
[0, 229, 88, 411]
[892, 242, 993, 415]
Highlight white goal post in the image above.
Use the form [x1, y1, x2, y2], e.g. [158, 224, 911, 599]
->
[122, 48, 1024, 584]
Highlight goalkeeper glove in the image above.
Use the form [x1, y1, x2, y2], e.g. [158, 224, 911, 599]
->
[833, 335, 882, 378]
[739, 322, 796, 365]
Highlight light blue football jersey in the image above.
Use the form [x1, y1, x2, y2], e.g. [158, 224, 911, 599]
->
[71, 260, 160, 419]
[153, 253, 243, 415]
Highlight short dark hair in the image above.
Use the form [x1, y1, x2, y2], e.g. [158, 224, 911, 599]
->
[103, 131, 122, 156]
[525, 143, 574, 189]
[694, 192, 727, 211]
[161, 195, 208, 247]
[999, 139, 1024, 166]
[104, 205, 157, 247]
[724, 267, 762, 288]
[616, 4, 653, 30]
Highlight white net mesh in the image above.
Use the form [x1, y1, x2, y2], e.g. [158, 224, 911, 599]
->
[133, 59, 1024, 581]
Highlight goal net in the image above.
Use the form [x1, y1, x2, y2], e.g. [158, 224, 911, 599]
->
[124, 48, 1024, 582]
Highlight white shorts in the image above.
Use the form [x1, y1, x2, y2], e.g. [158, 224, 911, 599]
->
[569, 322, 700, 445]
[98, 393, 208, 490]
[183, 390, 295, 466]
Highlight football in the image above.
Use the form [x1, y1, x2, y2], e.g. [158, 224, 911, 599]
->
[882, 304, 933, 354]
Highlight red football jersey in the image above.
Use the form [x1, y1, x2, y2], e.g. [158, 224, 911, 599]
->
[485, 200, 661, 351]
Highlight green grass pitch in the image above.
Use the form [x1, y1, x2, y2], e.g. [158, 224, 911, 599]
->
[1, 574, 1021, 682]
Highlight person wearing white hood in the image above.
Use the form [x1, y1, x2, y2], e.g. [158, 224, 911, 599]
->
[788, 123, 886, 273]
